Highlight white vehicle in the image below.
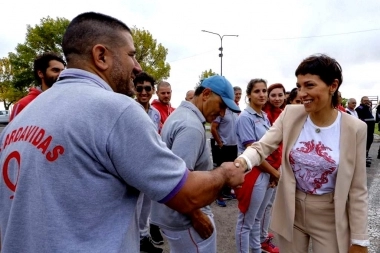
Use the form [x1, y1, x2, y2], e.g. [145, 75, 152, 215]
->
[0, 110, 10, 124]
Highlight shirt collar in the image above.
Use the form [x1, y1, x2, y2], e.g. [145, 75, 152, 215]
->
[244, 106, 266, 118]
[58, 68, 113, 92]
[179, 101, 206, 125]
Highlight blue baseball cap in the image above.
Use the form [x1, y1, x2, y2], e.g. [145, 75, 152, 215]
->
[200, 75, 241, 113]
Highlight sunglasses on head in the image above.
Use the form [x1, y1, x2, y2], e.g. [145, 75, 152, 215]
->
[136, 86, 152, 92]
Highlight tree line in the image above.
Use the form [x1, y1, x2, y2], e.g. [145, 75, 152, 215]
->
[0, 17, 173, 110]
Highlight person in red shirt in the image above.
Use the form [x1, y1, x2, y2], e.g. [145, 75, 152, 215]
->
[259, 83, 286, 253]
[10, 52, 66, 121]
[151, 81, 175, 131]
[336, 91, 346, 112]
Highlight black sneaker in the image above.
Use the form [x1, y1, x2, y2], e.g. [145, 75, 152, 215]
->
[140, 236, 163, 253]
[150, 224, 164, 245]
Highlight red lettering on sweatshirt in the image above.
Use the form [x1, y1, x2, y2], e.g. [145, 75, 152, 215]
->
[1, 125, 65, 162]
[2, 151, 21, 199]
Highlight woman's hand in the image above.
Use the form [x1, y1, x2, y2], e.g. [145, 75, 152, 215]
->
[269, 170, 280, 188]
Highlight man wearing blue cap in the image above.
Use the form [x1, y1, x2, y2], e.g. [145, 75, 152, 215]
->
[150, 75, 240, 253]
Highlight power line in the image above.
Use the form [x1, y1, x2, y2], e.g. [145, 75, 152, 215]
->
[168, 49, 214, 63]
[262, 28, 380, 41]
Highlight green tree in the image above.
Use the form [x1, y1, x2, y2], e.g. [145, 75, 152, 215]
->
[196, 69, 217, 87]
[132, 27, 170, 81]
[9, 16, 69, 90]
[342, 98, 348, 107]
[0, 58, 27, 109]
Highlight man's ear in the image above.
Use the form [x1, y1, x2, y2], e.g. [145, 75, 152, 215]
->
[92, 44, 111, 71]
[37, 70, 44, 79]
[202, 88, 212, 101]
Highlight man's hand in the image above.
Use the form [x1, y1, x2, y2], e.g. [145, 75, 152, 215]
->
[221, 161, 246, 188]
[234, 157, 248, 172]
[189, 209, 213, 239]
[348, 245, 368, 253]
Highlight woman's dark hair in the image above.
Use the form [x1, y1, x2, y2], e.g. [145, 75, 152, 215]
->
[287, 87, 299, 104]
[295, 54, 342, 107]
[246, 78, 267, 103]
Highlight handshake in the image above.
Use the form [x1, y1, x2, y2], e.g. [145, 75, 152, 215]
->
[218, 157, 250, 188]
[221, 156, 280, 189]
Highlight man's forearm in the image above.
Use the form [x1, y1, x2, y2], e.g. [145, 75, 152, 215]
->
[165, 168, 227, 214]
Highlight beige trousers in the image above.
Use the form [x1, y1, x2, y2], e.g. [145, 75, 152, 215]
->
[277, 190, 348, 253]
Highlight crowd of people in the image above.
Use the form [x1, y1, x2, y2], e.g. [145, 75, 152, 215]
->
[0, 11, 372, 253]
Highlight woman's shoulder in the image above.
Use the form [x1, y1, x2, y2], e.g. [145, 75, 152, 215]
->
[281, 104, 307, 120]
[341, 111, 366, 131]
[283, 104, 305, 112]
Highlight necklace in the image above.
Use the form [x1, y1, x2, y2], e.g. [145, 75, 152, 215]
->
[310, 109, 338, 134]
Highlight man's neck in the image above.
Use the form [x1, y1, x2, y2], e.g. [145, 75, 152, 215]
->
[139, 102, 150, 112]
[41, 82, 49, 92]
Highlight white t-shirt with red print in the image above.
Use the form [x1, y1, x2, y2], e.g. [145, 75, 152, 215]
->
[289, 112, 342, 195]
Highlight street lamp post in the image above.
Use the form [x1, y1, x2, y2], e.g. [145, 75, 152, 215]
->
[201, 30, 238, 76]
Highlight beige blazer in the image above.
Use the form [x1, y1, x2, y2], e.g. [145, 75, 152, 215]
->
[243, 105, 369, 252]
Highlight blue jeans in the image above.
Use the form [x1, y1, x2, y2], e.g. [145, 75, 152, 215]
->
[260, 187, 277, 242]
[235, 172, 270, 253]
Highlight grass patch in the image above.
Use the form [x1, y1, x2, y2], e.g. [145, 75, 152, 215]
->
[375, 123, 380, 136]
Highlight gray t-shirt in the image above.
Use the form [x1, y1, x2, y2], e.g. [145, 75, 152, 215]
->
[0, 69, 188, 253]
[212, 108, 238, 146]
[150, 101, 213, 231]
[235, 106, 271, 154]
[148, 105, 161, 131]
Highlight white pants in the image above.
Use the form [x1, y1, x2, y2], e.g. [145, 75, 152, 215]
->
[161, 215, 216, 253]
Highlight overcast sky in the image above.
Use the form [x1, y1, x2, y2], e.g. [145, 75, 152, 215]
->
[1, 0, 380, 109]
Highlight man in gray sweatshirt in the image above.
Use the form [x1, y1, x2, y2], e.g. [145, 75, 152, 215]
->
[151, 76, 241, 253]
[0, 12, 247, 253]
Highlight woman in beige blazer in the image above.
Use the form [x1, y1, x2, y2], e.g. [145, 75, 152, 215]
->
[238, 54, 369, 253]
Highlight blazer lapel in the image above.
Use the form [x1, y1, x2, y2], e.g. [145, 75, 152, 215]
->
[283, 107, 308, 164]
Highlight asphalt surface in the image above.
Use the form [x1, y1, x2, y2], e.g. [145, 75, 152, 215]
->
[0, 125, 379, 252]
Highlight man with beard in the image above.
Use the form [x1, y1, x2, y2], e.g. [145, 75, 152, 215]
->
[9, 52, 66, 121]
[0, 12, 247, 253]
[152, 81, 175, 132]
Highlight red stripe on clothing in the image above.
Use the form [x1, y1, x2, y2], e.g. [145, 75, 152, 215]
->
[188, 228, 200, 253]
